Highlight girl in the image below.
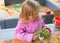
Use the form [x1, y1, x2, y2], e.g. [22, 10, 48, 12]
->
[11, 0, 51, 43]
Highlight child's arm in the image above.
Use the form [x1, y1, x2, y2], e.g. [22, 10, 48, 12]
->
[15, 22, 33, 42]
[42, 26, 51, 36]
[37, 18, 51, 35]
[40, 18, 51, 31]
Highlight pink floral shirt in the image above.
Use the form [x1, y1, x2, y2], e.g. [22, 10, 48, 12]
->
[15, 17, 45, 42]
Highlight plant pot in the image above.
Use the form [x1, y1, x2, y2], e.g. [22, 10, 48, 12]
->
[39, 36, 44, 40]
[54, 16, 60, 28]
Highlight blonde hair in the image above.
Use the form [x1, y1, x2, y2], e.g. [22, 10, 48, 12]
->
[19, 0, 40, 23]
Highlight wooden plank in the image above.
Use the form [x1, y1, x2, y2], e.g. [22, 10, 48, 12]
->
[54, 10, 60, 16]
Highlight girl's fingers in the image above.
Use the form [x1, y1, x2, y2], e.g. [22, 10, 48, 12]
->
[32, 35, 38, 40]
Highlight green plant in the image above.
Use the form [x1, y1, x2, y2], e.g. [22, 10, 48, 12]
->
[34, 28, 50, 39]
[40, 29, 49, 39]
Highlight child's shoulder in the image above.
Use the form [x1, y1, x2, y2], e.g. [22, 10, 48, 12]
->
[18, 19, 28, 25]
[17, 20, 26, 27]
[17, 19, 24, 25]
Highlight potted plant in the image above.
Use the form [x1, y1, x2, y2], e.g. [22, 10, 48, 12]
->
[38, 29, 44, 40]
[34, 27, 51, 40]
[39, 29, 49, 40]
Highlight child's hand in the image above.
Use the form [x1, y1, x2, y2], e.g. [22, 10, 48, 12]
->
[32, 34, 38, 40]
[43, 27, 51, 36]
[46, 28, 51, 36]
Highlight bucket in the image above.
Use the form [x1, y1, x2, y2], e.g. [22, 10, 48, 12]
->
[54, 16, 60, 28]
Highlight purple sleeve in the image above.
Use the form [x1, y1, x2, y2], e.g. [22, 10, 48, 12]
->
[15, 21, 33, 42]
